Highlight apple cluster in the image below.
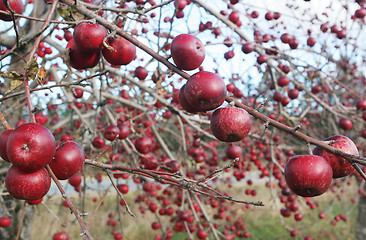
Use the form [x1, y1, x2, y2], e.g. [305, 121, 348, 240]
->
[284, 135, 358, 197]
[66, 22, 136, 69]
[0, 123, 85, 201]
[174, 34, 252, 143]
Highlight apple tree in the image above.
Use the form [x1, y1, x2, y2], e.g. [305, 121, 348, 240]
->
[0, 0, 366, 239]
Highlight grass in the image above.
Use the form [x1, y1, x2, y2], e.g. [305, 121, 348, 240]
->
[28, 176, 359, 240]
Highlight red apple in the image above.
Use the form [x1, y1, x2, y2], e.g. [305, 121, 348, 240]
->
[288, 89, 299, 99]
[164, 160, 180, 173]
[92, 136, 105, 149]
[313, 135, 358, 178]
[134, 66, 149, 80]
[117, 123, 131, 139]
[72, 88, 84, 99]
[170, 34, 205, 70]
[178, 84, 199, 113]
[338, 118, 353, 130]
[7, 123, 56, 172]
[0, 217, 11, 227]
[0, 0, 24, 21]
[196, 228, 208, 239]
[277, 76, 290, 87]
[73, 22, 108, 52]
[241, 42, 254, 54]
[135, 137, 153, 154]
[68, 174, 82, 187]
[210, 107, 251, 142]
[117, 184, 129, 194]
[102, 37, 136, 65]
[0, 129, 12, 162]
[356, 100, 366, 110]
[53, 231, 69, 240]
[225, 145, 242, 159]
[151, 222, 160, 230]
[49, 140, 85, 180]
[184, 71, 227, 112]
[103, 125, 120, 141]
[5, 166, 51, 200]
[284, 155, 332, 197]
[66, 39, 101, 70]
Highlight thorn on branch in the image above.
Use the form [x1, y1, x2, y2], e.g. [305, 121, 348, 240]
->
[323, 140, 336, 145]
[307, 142, 312, 155]
[255, 98, 267, 110]
[31, 106, 41, 113]
[292, 125, 301, 132]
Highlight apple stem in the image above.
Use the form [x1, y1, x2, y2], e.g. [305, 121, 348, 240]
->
[21, 144, 29, 150]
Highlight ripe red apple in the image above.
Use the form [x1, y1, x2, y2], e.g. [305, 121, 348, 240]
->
[135, 136, 153, 154]
[92, 136, 105, 149]
[53, 231, 69, 240]
[178, 84, 199, 113]
[49, 140, 85, 180]
[288, 89, 299, 99]
[0, 217, 11, 227]
[284, 155, 332, 197]
[5, 166, 51, 200]
[356, 99, 366, 110]
[196, 228, 208, 239]
[117, 184, 129, 194]
[338, 118, 353, 130]
[164, 159, 180, 173]
[184, 71, 227, 112]
[72, 88, 84, 99]
[117, 123, 131, 139]
[103, 125, 120, 141]
[210, 107, 251, 142]
[7, 123, 56, 172]
[313, 135, 358, 178]
[114, 233, 123, 240]
[73, 22, 108, 52]
[134, 66, 149, 80]
[151, 222, 160, 230]
[66, 39, 101, 70]
[102, 37, 136, 65]
[68, 174, 82, 187]
[228, 11, 240, 23]
[225, 145, 242, 159]
[0, 0, 24, 21]
[0, 129, 13, 162]
[307, 37, 316, 47]
[277, 76, 290, 87]
[241, 42, 254, 54]
[170, 34, 205, 71]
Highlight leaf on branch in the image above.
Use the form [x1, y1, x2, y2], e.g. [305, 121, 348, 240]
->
[25, 57, 39, 81]
[36, 66, 47, 85]
[71, 8, 85, 21]
[0, 71, 24, 95]
[58, 6, 80, 21]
